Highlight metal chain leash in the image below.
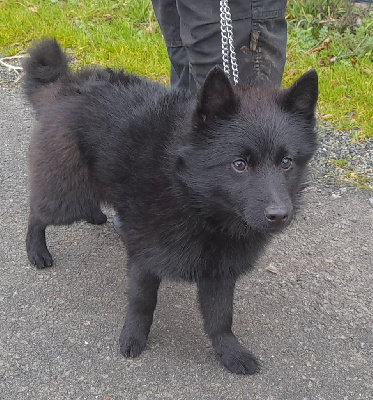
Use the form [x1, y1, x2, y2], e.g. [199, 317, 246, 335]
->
[219, 0, 239, 84]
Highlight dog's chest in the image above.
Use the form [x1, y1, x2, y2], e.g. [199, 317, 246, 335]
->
[128, 228, 268, 281]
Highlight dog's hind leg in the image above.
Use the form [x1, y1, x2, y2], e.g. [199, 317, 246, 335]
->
[26, 200, 105, 268]
[26, 213, 53, 268]
[27, 123, 106, 267]
[119, 263, 160, 358]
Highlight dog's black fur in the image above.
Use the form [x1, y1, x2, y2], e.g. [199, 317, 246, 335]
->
[23, 38, 318, 374]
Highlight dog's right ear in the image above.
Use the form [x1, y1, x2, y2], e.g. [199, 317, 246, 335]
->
[195, 67, 239, 124]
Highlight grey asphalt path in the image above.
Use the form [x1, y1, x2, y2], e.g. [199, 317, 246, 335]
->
[0, 85, 372, 400]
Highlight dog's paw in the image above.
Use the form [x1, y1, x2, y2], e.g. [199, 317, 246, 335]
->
[215, 341, 260, 375]
[27, 247, 53, 269]
[119, 328, 147, 358]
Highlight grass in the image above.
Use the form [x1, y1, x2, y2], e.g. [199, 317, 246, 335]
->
[330, 159, 349, 168]
[0, 0, 169, 80]
[285, 0, 373, 140]
[331, 166, 372, 189]
[342, 170, 371, 189]
[0, 0, 372, 138]
[329, 158, 371, 188]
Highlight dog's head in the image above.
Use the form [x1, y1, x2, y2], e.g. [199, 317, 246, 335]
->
[175, 68, 318, 233]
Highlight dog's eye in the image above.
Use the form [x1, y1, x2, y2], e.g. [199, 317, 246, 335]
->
[281, 157, 292, 169]
[232, 159, 247, 172]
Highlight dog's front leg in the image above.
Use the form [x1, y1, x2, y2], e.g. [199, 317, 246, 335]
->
[119, 263, 160, 358]
[197, 276, 260, 374]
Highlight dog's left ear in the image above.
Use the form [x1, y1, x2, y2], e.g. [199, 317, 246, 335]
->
[196, 67, 239, 124]
[280, 69, 318, 120]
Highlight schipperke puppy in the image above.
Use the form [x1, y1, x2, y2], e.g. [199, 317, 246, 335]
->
[23, 38, 318, 374]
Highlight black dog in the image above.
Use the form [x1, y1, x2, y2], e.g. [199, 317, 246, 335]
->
[23, 38, 318, 374]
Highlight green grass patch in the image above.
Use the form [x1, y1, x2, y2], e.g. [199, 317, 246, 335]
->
[0, 0, 169, 80]
[339, 170, 371, 189]
[285, 0, 373, 139]
[330, 159, 349, 168]
[329, 157, 371, 189]
[0, 0, 372, 137]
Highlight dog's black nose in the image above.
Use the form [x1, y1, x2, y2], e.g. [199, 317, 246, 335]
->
[264, 206, 288, 226]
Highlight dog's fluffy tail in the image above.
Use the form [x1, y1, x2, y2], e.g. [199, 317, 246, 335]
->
[22, 38, 69, 107]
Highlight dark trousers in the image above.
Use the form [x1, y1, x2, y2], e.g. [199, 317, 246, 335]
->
[152, 0, 288, 94]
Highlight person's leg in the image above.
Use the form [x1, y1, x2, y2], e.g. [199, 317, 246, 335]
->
[176, 0, 229, 94]
[152, 0, 189, 89]
[176, 0, 287, 92]
[169, 47, 189, 89]
[247, 0, 288, 86]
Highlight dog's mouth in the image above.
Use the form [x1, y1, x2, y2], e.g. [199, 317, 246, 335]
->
[264, 220, 291, 232]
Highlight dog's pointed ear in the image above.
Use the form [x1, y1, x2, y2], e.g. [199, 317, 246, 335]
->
[280, 69, 318, 120]
[196, 67, 239, 123]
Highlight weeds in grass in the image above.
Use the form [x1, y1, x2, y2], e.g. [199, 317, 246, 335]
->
[328, 155, 372, 189]
[330, 159, 350, 168]
[339, 170, 371, 189]
[286, 0, 348, 21]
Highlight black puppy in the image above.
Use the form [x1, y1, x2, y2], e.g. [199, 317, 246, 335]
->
[23, 38, 318, 374]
